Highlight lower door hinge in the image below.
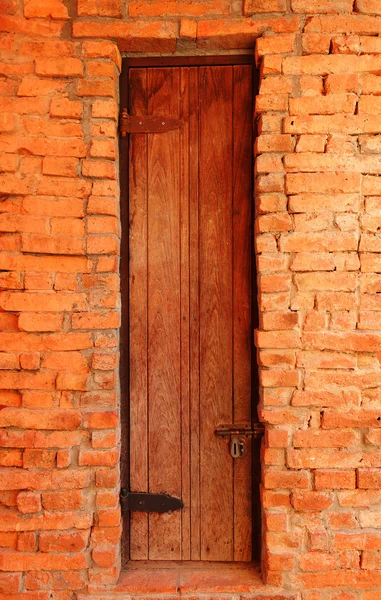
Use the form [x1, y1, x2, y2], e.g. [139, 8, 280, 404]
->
[119, 108, 182, 137]
[120, 489, 184, 514]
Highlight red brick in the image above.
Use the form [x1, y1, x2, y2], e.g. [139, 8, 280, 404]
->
[0, 390, 20, 407]
[315, 470, 356, 490]
[92, 545, 117, 568]
[0, 371, 55, 391]
[17, 491, 41, 514]
[0, 552, 86, 571]
[35, 59, 83, 78]
[0, 409, 82, 430]
[23, 449, 56, 469]
[24, 0, 69, 18]
[294, 430, 358, 448]
[17, 532, 37, 552]
[89, 139, 116, 160]
[264, 470, 309, 489]
[0, 292, 86, 312]
[91, 352, 119, 371]
[78, 0, 122, 16]
[0, 572, 22, 593]
[129, 0, 230, 16]
[300, 552, 337, 572]
[96, 490, 118, 508]
[42, 352, 89, 373]
[83, 411, 118, 429]
[22, 391, 55, 409]
[179, 18, 197, 39]
[42, 157, 79, 178]
[39, 530, 88, 553]
[197, 17, 300, 49]
[78, 449, 118, 466]
[74, 20, 177, 52]
[18, 314, 63, 333]
[92, 430, 117, 449]
[0, 532, 17, 549]
[87, 235, 119, 255]
[41, 490, 85, 511]
[95, 468, 118, 488]
[292, 491, 333, 511]
[22, 196, 85, 218]
[50, 98, 83, 119]
[0, 449, 22, 467]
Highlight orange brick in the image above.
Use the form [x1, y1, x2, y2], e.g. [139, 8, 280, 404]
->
[42, 157, 79, 178]
[50, 98, 83, 119]
[16, 491, 41, 514]
[92, 545, 117, 568]
[245, 0, 287, 13]
[41, 490, 85, 511]
[179, 18, 197, 39]
[39, 530, 88, 552]
[20, 352, 40, 371]
[292, 491, 333, 511]
[129, 0, 230, 16]
[18, 313, 63, 332]
[24, 0, 69, 18]
[0, 292, 86, 312]
[292, 0, 353, 12]
[299, 552, 336, 572]
[35, 59, 83, 78]
[78, 0, 122, 16]
[0, 572, 22, 593]
[41, 351, 89, 373]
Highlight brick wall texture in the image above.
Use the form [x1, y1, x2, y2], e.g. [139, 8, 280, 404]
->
[1, 0, 381, 599]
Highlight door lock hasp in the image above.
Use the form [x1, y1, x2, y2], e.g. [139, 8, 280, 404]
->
[215, 423, 265, 459]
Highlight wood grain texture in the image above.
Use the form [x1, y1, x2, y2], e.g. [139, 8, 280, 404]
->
[179, 67, 191, 561]
[232, 65, 253, 562]
[199, 65, 234, 561]
[128, 64, 254, 562]
[147, 68, 182, 560]
[129, 67, 149, 561]
[188, 67, 201, 562]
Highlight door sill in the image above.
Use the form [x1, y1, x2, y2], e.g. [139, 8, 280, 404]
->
[113, 561, 263, 595]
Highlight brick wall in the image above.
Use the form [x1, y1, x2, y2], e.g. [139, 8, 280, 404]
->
[1, 1, 381, 599]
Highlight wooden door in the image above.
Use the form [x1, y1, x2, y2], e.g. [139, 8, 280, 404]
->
[127, 63, 254, 562]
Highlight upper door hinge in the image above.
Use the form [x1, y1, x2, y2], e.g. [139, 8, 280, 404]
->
[120, 489, 184, 514]
[119, 108, 182, 137]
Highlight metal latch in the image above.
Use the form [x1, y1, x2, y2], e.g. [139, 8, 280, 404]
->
[120, 489, 184, 514]
[119, 108, 182, 137]
[215, 423, 265, 458]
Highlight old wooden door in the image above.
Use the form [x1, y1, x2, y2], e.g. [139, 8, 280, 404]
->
[127, 61, 254, 562]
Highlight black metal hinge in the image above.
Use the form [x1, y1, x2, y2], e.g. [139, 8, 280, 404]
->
[119, 108, 182, 137]
[120, 489, 184, 514]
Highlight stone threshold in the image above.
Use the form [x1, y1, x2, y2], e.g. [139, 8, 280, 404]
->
[86, 561, 296, 598]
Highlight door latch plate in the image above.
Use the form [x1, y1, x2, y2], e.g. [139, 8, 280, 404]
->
[215, 423, 265, 459]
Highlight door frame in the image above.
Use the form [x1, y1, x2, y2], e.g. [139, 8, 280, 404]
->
[119, 55, 260, 568]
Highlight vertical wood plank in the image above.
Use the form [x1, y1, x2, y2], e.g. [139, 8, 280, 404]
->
[179, 67, 191, 561]
[189, 66, 201, 562]
[147, 67, 182, 560]
[232, 64, 253, 562]
[199, 65, 234, 561]
[129, 68, 149, 560]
